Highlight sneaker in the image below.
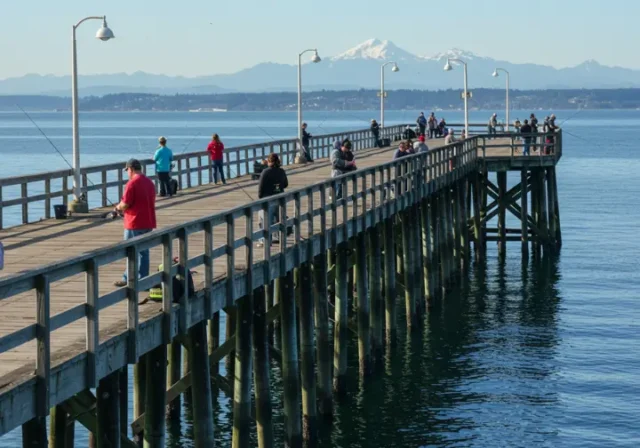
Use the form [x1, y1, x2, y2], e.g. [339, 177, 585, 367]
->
[113, 280, 127, 287]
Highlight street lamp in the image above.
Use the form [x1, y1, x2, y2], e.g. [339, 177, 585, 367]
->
[492, 68, 510, 131]
[70, 16, 114, 211]
[444, 58, 469, 138]
[380, 62, 399, 127]
[297, 49, 321, 151]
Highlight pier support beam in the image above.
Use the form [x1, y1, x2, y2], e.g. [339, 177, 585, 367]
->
[420, 198, 434, 304]
[520, 169, 529, 257]
[22, 417, 47, 448]
[279, 270, 302, 447]
[382, 219, 397, 346]
[188, 321, 215, 447]
[472, 172, 484, 261]
[313, 253, 332, 417]
[208, 312, 221, 377]
[401, 210, 417, 328]
[368, 225, 384, 365]
[232, 294, 253, 448]
[297, 262, 318, 444]
[333, 242, 349, 396]
[355, 232, 371, 377]
[133, 357, 146, 446]
[166, 339, 181, 420]
[497, 171, 507, 258]
[96, 370, 120, 448]
[49, 405, 71, 448]
[144, 345, 167, 448]
[253, 286, 274, 448]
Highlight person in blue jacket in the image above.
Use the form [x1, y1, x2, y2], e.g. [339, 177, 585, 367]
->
[154, 136, 173, 197]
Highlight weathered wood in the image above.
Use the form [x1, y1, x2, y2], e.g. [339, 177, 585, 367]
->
[312, 253, 332, 417]
[279, 270, 302, 447]
[252, 286, 274, 448]
[368, 225, 384, 365]
[166, 339, 181, 419]
[420, 198, 433, 304]
[521, 169, 529, 256]
[22, 417, 47, 448]
[49, 405, 68, 448]
[133, 358, 146, 446]
[546, 167, 556, 251]
[552, 167, 562, 247]
[119, 367, 128, 440]
[143, 345, 167, 448]
[430, 194, 441, 300]
[232, 293, 253, 448]
[208, 313, 221, 376]
[297, 262, 317, 445]
[355, 232, 371, 376]
[188, 321, 215, 447]
[401, 210, 417, 328]
[225, 307, 236, 392]
[382, 218, 397, 345]
[333, 242, 349, 396]
[497, 171, 507, 257]
[96, 370, 120, 448]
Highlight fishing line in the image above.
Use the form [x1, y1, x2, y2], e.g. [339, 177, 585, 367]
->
[16, 104, 119, 212]
[559, 106, 584, 126]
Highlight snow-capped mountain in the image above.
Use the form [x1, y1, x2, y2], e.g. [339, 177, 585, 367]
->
[2, 38, 640, 95]
[331, 38, 418, 61]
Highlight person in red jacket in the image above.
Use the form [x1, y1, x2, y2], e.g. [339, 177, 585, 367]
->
[207, 133, 226, 184]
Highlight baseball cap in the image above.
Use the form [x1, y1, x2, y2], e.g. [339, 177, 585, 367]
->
[158, 136, 167, 144]
[419, 135, 425, 142]
[124, 158, 142, 171]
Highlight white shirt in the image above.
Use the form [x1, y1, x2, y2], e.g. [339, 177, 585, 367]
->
[444, 134, 455, 145]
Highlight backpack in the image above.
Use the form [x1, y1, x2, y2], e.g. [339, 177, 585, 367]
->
[169, 178, 179, 195]
[149, 260, 195, 302]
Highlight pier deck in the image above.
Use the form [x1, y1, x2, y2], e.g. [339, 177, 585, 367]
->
[0, 128, 561, 440]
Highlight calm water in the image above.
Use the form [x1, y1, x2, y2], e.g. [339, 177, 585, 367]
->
[0, 110, 639, 446]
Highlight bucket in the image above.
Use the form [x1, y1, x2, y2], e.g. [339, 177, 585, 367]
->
[53, 204, 67, 220]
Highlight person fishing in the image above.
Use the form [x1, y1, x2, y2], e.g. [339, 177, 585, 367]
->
[257, 153, 288, 247]
[113, 159, 157, 287]
[154, 136, 173, 197]
[301, 122, 313, 163]
[331, 140, 356, 200]
[207, 133, 226, 185]
[416, 112, 427, 136]
[371, 119, 381, 147]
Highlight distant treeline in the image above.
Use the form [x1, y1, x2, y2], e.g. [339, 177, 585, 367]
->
[3, 88, 640, 111]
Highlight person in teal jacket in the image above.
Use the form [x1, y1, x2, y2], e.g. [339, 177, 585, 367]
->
[154, 136, 173, 197]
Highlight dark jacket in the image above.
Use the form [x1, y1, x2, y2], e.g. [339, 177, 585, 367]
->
[417, 115, 427, 127]
[302, 128, 311, 147]
[520, 123, 532, 141]
[258, 166, 288, 199]
[393, 149, 410, 160]
[403, 128, 417, 139]
[371, 122, 380, 135]
[530, 117, 538, 132]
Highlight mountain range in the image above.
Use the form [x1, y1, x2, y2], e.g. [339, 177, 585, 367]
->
[2, 39, 639, 96]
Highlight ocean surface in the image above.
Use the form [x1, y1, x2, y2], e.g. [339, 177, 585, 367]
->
[0, 110, 639, 446]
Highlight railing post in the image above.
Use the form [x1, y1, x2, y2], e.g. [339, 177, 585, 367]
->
[126, 245, 139, 363]
[86, 259, 99, 388]
[21, 182, 28, 224]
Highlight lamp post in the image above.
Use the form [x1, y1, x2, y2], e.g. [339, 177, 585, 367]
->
[297, 49, 321, 149]
[492, 68, 510, 131]
[71, 16, 114, 210]
[380, 62, 399, 127]
[444, 58, 469, 138]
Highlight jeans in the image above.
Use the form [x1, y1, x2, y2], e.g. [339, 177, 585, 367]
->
[302, 144, 313, 162]
[429, 128, 436, 139]
[212, 159, 225, 184]
[373, 133, 381, 148]
[122, 228, 152, 282]
[419, 125, 426, 136]
[259, 208, 281, 244]
[157, 171, 171, 196]
[488, 126, 496, 138]
[523, 139, 531, 156]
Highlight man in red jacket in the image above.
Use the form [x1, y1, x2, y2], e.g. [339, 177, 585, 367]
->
[113, 158, 157, 287]
[207, 133, 226, 184]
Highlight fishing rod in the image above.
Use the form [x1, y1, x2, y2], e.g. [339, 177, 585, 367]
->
[16, 104, 121, 218]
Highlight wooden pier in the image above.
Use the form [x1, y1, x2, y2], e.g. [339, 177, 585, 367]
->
[0, 124, 562, 447]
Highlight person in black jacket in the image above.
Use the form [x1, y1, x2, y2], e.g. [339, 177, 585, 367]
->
[301, 123, 313, 162]
[371, 119, 381, 147]
[519, 119, 532, 155]
[258, 153, 288, 246]
[403, 126, 417, 140]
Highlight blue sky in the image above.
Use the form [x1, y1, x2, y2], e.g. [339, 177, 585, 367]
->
[0, 0, 637, 79]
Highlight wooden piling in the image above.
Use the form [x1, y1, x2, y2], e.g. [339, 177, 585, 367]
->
[279, 270, 302, 447]
[497, 171, 507, 257]
[188, 321, 215, 447]
[96, 370, 120, 448]
[49, 406, 69, 448]
[520, 169, 529, 256]
[133, 357, 146, 446]
[401, 210, 417, 328]
[253, 286, 274, 448]
[265, 281, 275, 342]
[368, 225, 384, 364]
[333, 242, 349, 396]
[420, 198, 433, 304]
[411, 205, 425, 314]
[438, 191, 449, 293]
[166, 338, 181, 419]
[546, 167, 556, 250]
[298, 262, 318, 444]
[355, 232, 371, 376]
[232, 294, 253, 448]
[225, 307, 236, 391]
[551, 167, 562, 247]
[313, 253, 332, 417]
[22, 417, 47, 448]
[429, 194, 441, 300]
[119, 367, 128, 441]
[539, 170, 549, 253]
[472, 172, 484, 261]
[531, 170, 542, 259]
[208, 312, 221, 377]
[382, 219, 397, 345]
[452, 182, 462, 273]
[144, 345, 167, 448]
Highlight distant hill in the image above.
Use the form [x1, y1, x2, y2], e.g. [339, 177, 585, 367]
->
[1, 39, 639, 96]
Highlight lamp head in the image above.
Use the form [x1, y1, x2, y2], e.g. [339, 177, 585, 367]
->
[492, 70, 499, 77]
[96, 17, 115, 41]
[311, 50, 321, 63]
[392, 63, 399, 72]
[443, 60, 453, 71]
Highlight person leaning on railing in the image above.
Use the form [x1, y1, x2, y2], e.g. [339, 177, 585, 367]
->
[113, 158, 157, 288]
[257, 153, 288, 247]
[330, 140, 356, 200]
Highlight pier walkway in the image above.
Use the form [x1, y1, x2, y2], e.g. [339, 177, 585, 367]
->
[0, 124, 562, 445]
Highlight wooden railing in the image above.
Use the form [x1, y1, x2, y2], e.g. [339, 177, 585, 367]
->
[0, 125, 406, 230]
[0, 135, 479, 436]
[477, 130, 563, 160]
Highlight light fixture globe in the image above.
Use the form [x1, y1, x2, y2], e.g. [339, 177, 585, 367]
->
[96, 18, 115, 41]
[311, 51, 321, 63]
[392, 64, 399, 72]
[492, 70, 499, 77]
[444, 60, 453, 71]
